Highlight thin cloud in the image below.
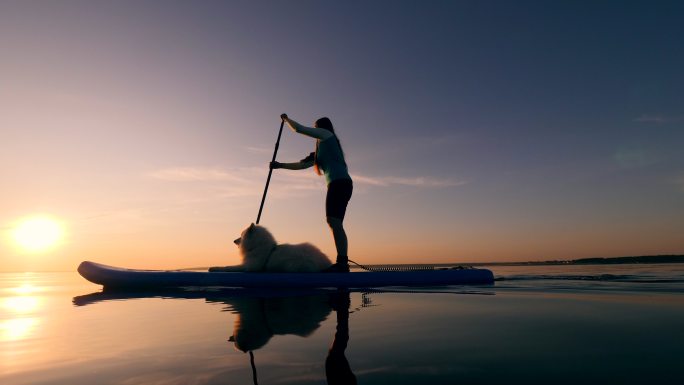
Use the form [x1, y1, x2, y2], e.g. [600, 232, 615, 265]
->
[148, 167, 250, 182]
[245, 146, 273, 154]
[148, 166, 323, 199]
[613, 148, 662, 168]
[351, 173, 467, 187]
[674, 176, 684, 192]
[350, 174, 388, 186]
[634, 114, 683, 123]
[149, 167, 465, 196]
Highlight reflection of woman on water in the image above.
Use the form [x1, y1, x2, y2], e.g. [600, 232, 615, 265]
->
[326, 292, 357, 385]
[271, 114, 353, 273]
[226, 292, 356, 385]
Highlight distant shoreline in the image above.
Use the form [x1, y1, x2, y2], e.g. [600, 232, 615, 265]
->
[479, 255, 684, 267]
[357, 255, 684, 269]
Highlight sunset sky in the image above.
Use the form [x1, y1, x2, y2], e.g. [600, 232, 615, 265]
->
[2, 1, 683, 272]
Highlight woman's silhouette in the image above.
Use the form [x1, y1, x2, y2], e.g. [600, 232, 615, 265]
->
[272, 115, 353, 272]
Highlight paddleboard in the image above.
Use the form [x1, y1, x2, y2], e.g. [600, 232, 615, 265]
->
[78, 261, 494, 289]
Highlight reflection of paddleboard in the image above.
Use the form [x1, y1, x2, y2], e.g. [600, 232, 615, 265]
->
[78, 261, 494, 289]
[72, 287, 492, 307]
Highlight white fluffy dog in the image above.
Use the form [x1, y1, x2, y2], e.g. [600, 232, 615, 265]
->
[209, 223, 332, 273]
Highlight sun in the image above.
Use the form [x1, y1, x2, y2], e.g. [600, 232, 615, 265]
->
[12, 217, 64, 252]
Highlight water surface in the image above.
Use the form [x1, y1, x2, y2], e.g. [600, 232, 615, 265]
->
[2, 264, 683, 384]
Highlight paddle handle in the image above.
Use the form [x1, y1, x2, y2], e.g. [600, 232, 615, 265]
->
[256, 119, 285, 224]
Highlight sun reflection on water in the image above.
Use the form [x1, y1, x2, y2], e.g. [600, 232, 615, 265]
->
[3, 296, 41, 314]
[1, 283, 43, 343]
[1, 317, 39, 342]
[11, 284, 40, 295]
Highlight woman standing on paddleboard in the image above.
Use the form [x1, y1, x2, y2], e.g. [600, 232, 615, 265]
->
[271, 114, 353, 273]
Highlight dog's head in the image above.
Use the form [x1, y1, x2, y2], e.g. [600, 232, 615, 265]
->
[235, 223, 276, 253]
[234, 223, 254, 247]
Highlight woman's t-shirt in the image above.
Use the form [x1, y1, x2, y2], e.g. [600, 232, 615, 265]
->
[316, 136, 351, 184]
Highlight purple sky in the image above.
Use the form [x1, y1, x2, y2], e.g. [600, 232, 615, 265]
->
[1, 1, 683, 271]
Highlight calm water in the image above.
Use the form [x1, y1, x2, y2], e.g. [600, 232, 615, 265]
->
[2, 264, 683, 385]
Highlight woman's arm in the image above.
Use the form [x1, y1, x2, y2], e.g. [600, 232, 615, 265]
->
[282, 115, 333, 140]
[273, 160, 313, 170]
[271, 152, 314, 170]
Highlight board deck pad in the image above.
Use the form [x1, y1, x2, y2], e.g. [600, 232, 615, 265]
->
[78, 261, 494, 289]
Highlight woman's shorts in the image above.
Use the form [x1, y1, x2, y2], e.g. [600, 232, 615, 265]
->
[326, 178, 353, 220]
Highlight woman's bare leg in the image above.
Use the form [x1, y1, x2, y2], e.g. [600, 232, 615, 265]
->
[327, 216, 348, 262]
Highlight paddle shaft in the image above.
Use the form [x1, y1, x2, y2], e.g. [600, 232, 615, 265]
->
[256, 119, 285, 224]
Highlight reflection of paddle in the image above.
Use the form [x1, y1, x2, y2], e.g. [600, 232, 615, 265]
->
[249, 351, 258, 385]
[256, 118, 285, 225]
[227, 338, 259, 384]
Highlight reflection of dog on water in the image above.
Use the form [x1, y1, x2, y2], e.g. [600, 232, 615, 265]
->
[227, 294, 331, 351]
[218, 292, 357, 385]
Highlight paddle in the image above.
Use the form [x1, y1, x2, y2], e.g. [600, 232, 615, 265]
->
[255, 118, 285, 224]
